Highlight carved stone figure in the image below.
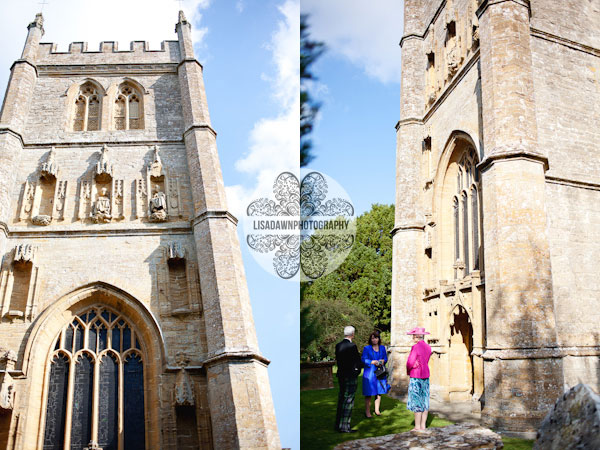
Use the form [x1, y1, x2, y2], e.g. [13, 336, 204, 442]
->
[95, 144, 114, 182]
[174, 352, 195, 406]
[32, 214, 51, 226]
[14, 243, 36, 264]
[92, 187, 112, 223]
[149, 145, 163, 178]
[168, 242, 186, 261]
[40, 147, 58, 181]
[149, 185, 168, 222]
[0, 350, 17, 410]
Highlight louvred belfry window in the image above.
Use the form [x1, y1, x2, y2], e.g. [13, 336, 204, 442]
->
[42, 306, 146, 450]
[114, 83, 144, 130]
[72, 82, 102, 131]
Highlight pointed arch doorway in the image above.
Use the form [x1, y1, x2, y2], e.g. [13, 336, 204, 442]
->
[448, 305, 474, 402]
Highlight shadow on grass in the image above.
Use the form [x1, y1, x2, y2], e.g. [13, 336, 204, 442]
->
[300, 375, 534, 450]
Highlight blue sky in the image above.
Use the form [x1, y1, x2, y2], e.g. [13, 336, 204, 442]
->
[0, 1, 298, 448]
[301, 0, 403, 216]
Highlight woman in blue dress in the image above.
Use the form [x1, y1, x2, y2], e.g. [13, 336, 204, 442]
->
[362, 331, 391, 417]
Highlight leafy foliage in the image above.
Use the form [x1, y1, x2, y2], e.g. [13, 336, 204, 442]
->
[304, 204, 395, 337]
[300, 14, 324, 167]
[301, 297, 374, 362]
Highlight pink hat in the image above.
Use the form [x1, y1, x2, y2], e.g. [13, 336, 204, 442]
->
[406, 327, 430, 335]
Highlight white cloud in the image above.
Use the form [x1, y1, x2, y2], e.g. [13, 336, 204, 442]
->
[225, 0, 300, 219]
[301, 0, 403, 84]
[0, 0, 210, 105]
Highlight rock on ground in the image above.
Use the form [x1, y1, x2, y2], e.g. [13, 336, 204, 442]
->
[333, 423, 503, 449]
[534, 383, 600, 450]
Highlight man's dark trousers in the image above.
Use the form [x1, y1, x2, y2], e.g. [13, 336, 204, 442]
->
[335, 338, 361, 431]
[335, 375, 358, 431]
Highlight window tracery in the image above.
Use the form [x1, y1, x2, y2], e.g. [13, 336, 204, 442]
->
[42, 306, 145, 450]
[73, 82, 102, 132]
[452, 148, 481, 279]
[114, 83, 143, 130]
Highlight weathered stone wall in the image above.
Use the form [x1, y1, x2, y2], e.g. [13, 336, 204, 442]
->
[10, 143, 193, 227]
[530, 0, 600, 49]
[24, 73, 184, 143]
[393, 0, 600, 434]
[36, 40, 181, 65]
[532, 39, 600, 182]
[529, 3, 600, 393]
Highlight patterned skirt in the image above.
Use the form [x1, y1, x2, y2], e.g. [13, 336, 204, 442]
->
[407, 377, 430, 412]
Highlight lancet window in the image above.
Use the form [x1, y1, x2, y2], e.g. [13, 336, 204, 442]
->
[42, 306, 145, 450]
[114, 83, 143, 130]
[452, 148, 481, 278]
[73, 82, 102, 131]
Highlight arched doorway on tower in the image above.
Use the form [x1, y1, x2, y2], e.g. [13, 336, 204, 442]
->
[448, 305, 474, 402]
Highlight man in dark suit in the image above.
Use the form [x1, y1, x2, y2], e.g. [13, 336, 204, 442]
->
[334, 325, 362, 432]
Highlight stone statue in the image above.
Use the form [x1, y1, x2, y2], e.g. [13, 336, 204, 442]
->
[95, 145, 114, 182]
[149, 145, 163, 178]
[92, 187, 111, 223]
[149, 185, 168, 222]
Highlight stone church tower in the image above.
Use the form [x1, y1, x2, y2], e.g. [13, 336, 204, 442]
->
[0, 12, 280, 450]
[391, 0, 600, 434]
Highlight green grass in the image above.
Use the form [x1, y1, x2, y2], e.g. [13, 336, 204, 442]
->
[300, 375, 534, 450]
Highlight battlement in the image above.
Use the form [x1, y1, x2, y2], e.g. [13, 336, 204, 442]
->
[36, 40, 181, 65]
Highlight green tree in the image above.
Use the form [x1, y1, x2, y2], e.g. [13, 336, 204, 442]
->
[303, 204, 395, 332]
[301, 297, 374, 362]
[300, 14, 324, 167]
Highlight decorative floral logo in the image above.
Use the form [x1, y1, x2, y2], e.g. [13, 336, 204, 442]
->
[245, 171, 355, 280]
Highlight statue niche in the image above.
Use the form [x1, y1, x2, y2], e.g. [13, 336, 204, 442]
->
[136, 146, 181, 221]
[92, 187, 112, 223]
[0, 244, 40, 322]
[20, 148, 68, 226]
[79, 145, 125, 223]
[150, 184, 167, 222]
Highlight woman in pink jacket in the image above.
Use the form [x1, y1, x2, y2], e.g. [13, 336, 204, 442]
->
[406, 327, 432, 431]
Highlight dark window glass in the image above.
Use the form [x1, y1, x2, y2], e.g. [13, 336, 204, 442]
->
[44, 307, 145, 450]
[88, 326, 97, 353]
[98, 353, 119, 450]
[472, 188, 479, 270]
[43, 353, 69, 450]
[462, 193, 469, 274]
[70, 354, 93, 450]
[74, 326, 84, 353]
[64, 326, 74, 354]
[111, 328, 120, 352]
[453, 197, 459, 277]
[124, 353, 145, 450]
[123, 327, 131, 351]
[99, 326, 108, 352]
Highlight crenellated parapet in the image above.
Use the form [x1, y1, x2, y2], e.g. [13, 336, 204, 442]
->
[36, 40, 181, 65]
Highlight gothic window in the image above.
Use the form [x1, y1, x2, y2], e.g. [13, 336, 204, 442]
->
[72, 82, 102, 131]
[114, 83, 144, 130]
[452, 147, 481, 278]
[42, 306, 145, 450]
